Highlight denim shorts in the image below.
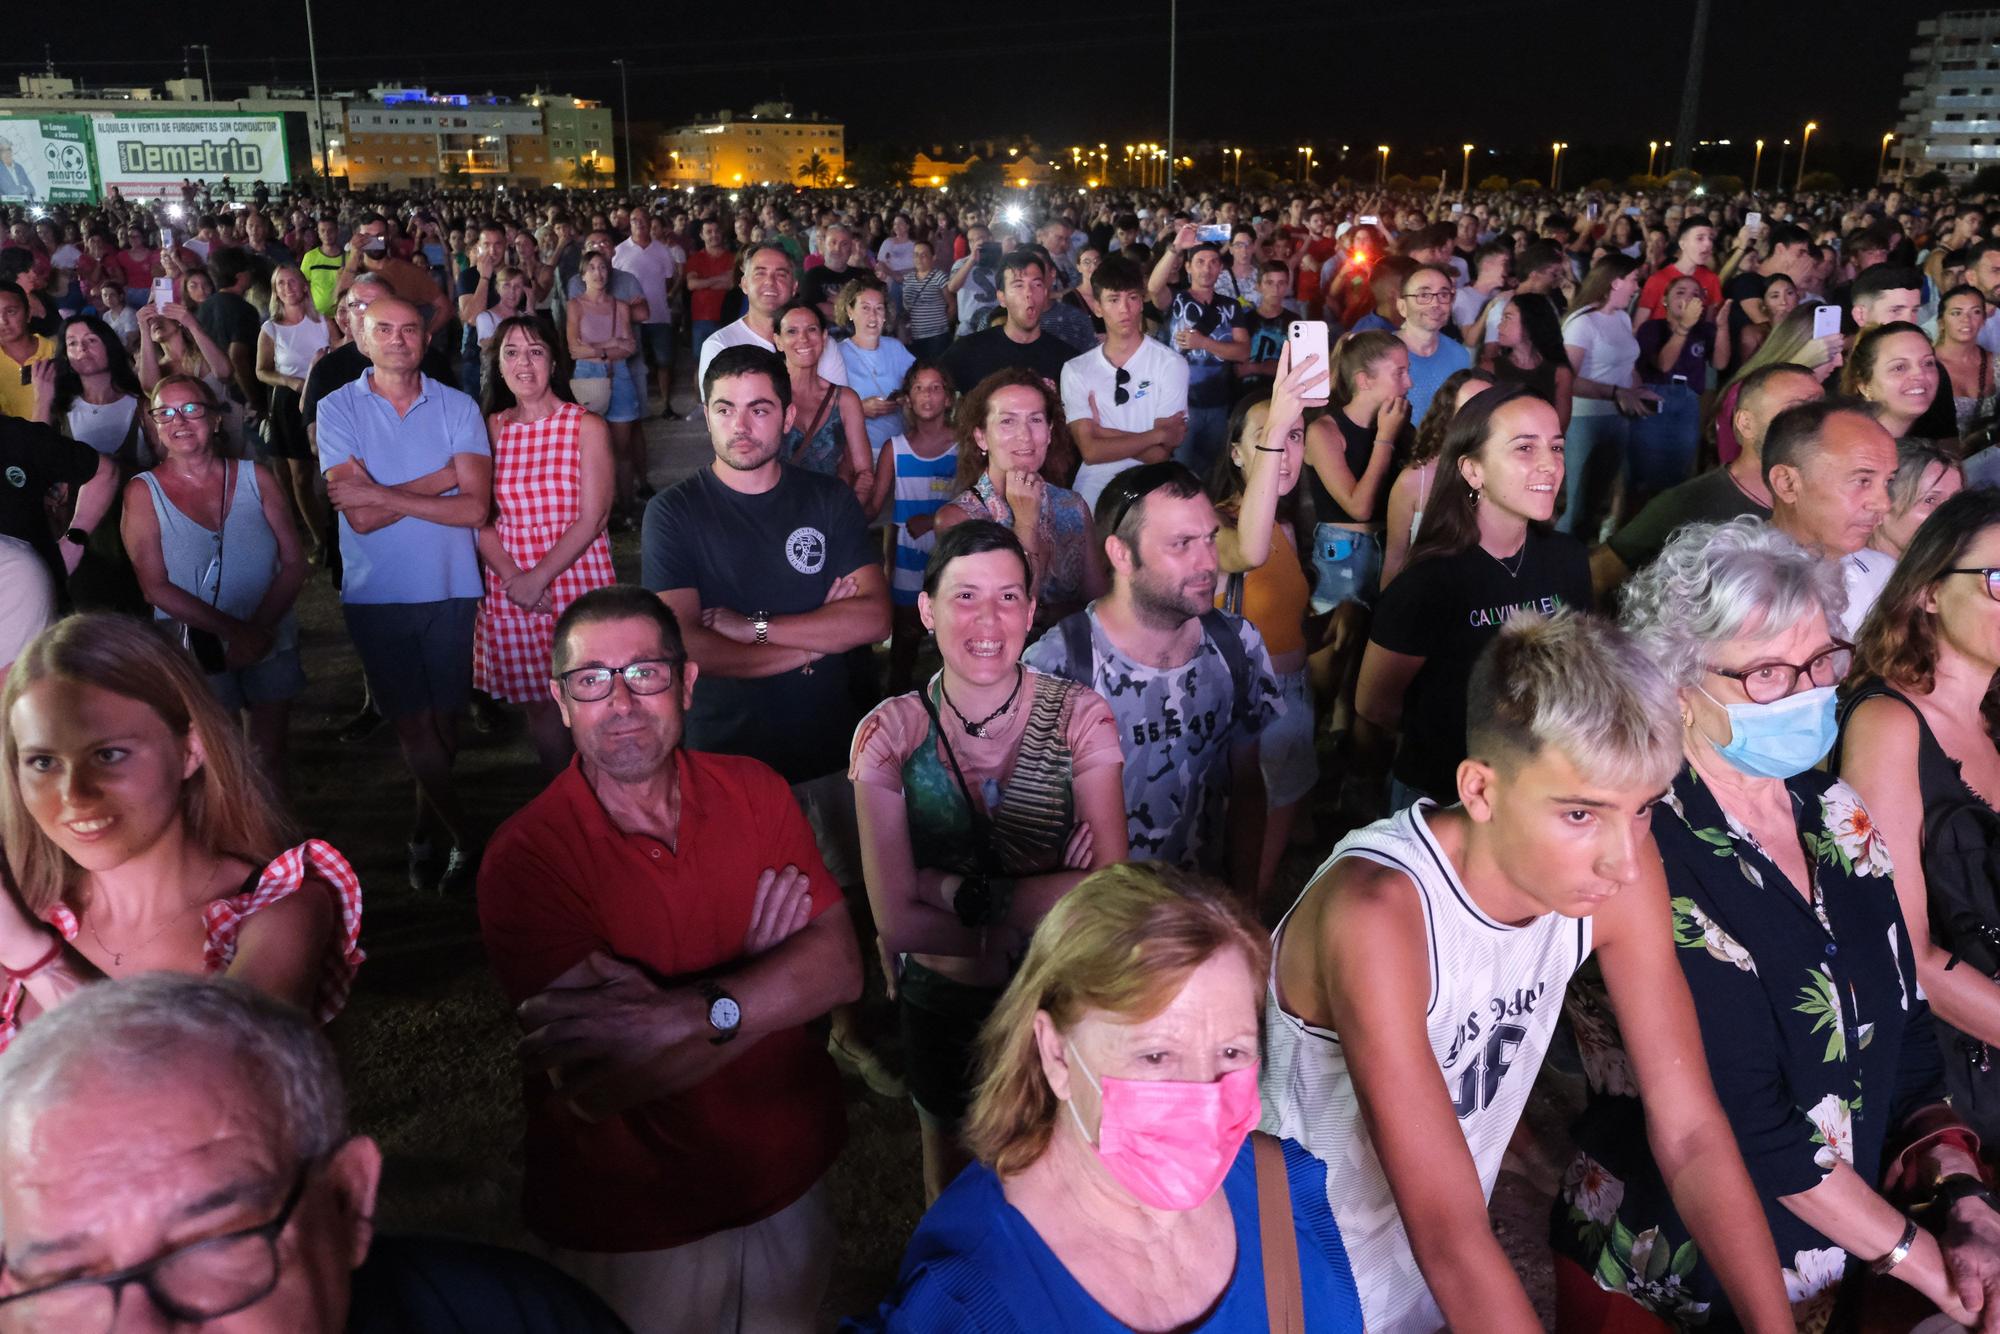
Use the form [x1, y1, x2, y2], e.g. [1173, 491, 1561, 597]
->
[572, 358, 641, 423]
[208, 646, 307, 713]
[342, 597, 478, 719]
[1309, 525, 1384, 614]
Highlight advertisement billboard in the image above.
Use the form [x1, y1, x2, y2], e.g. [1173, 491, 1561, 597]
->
[89, 113, 290, 199]
[0, 115, 96, 203]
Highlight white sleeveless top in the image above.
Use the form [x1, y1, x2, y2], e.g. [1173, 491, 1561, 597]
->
[1260, 801, 1591, 1334]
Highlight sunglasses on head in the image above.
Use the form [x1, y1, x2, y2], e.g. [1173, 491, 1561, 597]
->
[1095, 460, 1201, 540]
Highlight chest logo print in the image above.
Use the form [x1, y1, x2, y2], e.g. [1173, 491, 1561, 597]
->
[3, 466, 24, 489]
[786, 526, 827, 574]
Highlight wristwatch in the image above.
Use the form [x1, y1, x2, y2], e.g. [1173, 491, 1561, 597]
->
[751, 612, 770, 646]
[60, 527, 87, 548]
[697, 979, 740, 1045]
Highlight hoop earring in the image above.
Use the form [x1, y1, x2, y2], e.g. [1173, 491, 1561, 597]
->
[1468, 487, 1482, 506]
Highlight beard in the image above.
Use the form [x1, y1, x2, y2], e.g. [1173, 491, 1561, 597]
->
[1129, 563, 1216, 629]
[715, 432, 783, 472]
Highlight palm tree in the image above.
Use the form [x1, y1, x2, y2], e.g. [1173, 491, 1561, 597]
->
[797, 152, 832, 188]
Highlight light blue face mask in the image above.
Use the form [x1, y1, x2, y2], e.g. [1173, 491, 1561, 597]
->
[1698, 683, 1838, 780]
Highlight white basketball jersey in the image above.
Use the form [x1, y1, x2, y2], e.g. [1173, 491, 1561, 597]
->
[1260, 801, 1591, 1334]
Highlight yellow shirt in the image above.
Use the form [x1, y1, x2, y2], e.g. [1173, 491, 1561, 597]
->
[0, 335, 54, 419]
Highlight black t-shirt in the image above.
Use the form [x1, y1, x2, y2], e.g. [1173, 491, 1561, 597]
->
[640, 464, 874, 783]
[800, 262, 860, 312]
[0, 415, 101, 571]
[1608, 467, 1769, 572]
[1369, 528, 1592, 797]
[1305, 409, 1383, 524]
[198, 289, 261, 352]
[346, 1234, 629, 1333]
[456, 267, 501, 353]
[939, 326, 1079, 396]
[301, 342, 460, 428]
[1236, 306, 1291, 395]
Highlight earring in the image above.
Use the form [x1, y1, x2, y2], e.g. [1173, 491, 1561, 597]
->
[1468, 487, 1482, 506]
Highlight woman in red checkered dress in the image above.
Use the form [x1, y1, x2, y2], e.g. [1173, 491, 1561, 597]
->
[0, 614, 364, 1051]
[474, 315, 615, 773]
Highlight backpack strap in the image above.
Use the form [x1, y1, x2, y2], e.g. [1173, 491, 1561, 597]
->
[1058, 609, 1095, 687]
[1199, 608, 1253, 731]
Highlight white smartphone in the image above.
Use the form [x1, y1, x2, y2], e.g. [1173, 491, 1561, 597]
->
[1357, 214, 1381, 226]
[1450, 202, 1464, 214]
[1812, 304, 1843, 340]
[1744, 211, 1763, 233]
[1288, 321, 1330, 405]
[150, 277, 175, 310]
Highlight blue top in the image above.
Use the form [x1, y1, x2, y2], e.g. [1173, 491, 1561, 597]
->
[844, 1137, 1363, 1332]
[838, 337, 917, 449]
[1403, 335, 1473, 423]
[316, 370, 489, 605]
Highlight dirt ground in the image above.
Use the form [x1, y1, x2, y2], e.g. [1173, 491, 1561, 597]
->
[297, 392, 1571, 1329]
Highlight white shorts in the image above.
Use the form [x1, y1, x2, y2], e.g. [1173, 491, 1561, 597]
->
[1260, 666, 1319, 807]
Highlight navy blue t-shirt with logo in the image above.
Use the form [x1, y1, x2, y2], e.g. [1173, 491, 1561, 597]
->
[1368, 529, 1592, 799]
[641, 463, 873, 783]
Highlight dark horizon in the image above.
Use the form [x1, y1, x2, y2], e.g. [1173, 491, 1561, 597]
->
[8, 1, 1943, 181]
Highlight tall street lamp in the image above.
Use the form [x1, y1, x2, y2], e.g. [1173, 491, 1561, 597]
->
[1751, 138, 1764, 192]
[1877, 131, 1894, 185]
[1461, 143, 1474, 194]
[1298, 145, 1312, 186]
[1376, 144, 1389, 188]
[1550, 142, 1567, 191]
[1796, 120, 1817, 191]
[304, 0, 329, 186]
[1646, 140, 1659, 177]
[613, 58, 634, 189]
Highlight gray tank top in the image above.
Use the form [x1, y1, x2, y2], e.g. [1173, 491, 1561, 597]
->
[137, 463, 298, 652]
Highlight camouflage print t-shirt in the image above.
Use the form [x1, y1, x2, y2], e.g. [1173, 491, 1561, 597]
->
[1023, 606, 1279, 872]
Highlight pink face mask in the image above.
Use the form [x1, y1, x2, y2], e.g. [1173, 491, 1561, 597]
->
[1064, 1042, 1262, 1212]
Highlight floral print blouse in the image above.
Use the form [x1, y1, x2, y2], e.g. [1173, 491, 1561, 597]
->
[1550, 766, 1944, 1332]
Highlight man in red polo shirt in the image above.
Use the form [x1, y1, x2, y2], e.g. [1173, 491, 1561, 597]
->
[478, 585, 861, 1334]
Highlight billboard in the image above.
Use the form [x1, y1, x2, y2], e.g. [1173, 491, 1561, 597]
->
[89, 112, 290, 199]
[0, 115, 96, 203]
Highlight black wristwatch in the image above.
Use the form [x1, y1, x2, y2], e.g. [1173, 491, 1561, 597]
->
[1918, 1173, 2000, 1225]
[697, 979, 740, 1045]
[60, 527, 87, 548]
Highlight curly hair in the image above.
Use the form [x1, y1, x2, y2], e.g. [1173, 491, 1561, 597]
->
[1849, 488, 2000, 695]
[1618, 517, 1847, 691]
[948, 366, 1075, 493]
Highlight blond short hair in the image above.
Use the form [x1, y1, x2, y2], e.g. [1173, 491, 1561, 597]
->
[1465, 609, 1682, 792]
[961, 864, 1268, 1178]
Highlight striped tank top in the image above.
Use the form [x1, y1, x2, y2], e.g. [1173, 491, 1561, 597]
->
[890, 434, 959, 606]
[1260, 801, 1591, 1333]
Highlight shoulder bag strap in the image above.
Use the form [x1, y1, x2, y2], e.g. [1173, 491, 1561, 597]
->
[915, 679, 995, 863]
[1253, 1132, 1305, 1334]
[789, 380, 837, 465]
[1199, 608, 1253, 729]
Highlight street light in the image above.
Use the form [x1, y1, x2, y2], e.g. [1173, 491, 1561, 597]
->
[1376, 145, 1389, 189]
[1298, 145, 1312, 186]
[1647, 139, 1659, 177]
[1232, 146, 1242, 189]
[1751, 138, 1765, 192]
[613, 58, 633, 189]
[303, 0, 329, 186]
[1877, 131, 1894, 185]
[1551, 142, 1566, 192]
[1461, 144, 1474, 195]
[1796, 120, 1817, 191]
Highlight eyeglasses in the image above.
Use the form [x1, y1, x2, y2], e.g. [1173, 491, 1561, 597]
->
[555, 659, 683, 702]
[1096, 460, 1200, 541]
[147, 402, 209, 423]
[1947, 568, 2000, 602]
[1113, 365, 1131, 407]
[1401, 289, 1455, 305]
[0, 1156, 319, 1332]
[1707, 641, 1852, 705]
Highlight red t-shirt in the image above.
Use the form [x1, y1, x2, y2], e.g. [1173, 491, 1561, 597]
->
[684, 249, 737, 324]
[1637, 263, 1722, 318]
[1297, 236, 1340, 309]
[477, 750, 846, 1252]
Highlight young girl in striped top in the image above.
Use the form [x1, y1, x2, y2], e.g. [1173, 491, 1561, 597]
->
[872, 360, 959, 694]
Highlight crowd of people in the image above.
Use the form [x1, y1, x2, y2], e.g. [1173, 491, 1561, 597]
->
[0, 162, 1995, 1333]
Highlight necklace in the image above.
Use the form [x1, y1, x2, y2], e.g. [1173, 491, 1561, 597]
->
[1488, 540, 1528, 578]
[86, 899, 206, 968]
[942, 666, 1024, 738]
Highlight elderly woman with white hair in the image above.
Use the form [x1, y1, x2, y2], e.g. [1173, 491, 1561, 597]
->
[1549, 517, 2000, 1333]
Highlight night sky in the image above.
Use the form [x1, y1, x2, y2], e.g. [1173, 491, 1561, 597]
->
[8, 1, 1947, 179]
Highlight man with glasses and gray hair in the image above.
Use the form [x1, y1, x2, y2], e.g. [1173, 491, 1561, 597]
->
[0, 972, 627, 1331]
[478, 583, 861, 1334]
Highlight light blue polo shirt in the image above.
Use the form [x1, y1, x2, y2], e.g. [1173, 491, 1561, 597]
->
[1403, 334, 1473, 422]
[316, 370, 488, 605]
